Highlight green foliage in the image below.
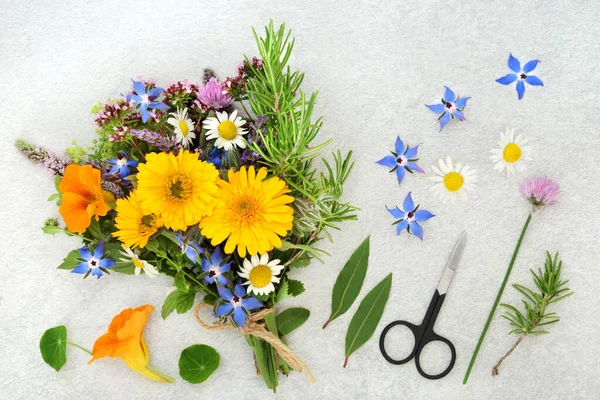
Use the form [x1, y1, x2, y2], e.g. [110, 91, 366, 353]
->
[324, 237, 370, 328]
[178, 344, 220, 384]
[245, 21, 357, 245]
[162, 290, 197, 319]
[344, 273, 392, 368]
[57, 249, 83, 270]
[65, 140, 88, 163]
[276, 308, 310, 336]
[40, 326, 68, 371]
[501, 252, 573, 335]
[276, 279, 305, 303]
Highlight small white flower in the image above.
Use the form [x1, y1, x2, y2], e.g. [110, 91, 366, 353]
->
[490, 128, 533, 178]
[122, 246, 158, 279]
[167, 108, 196, 148]
[203, 109, 247, 151]
[238, 253, 283, 296]
[429, 156, 478, 204]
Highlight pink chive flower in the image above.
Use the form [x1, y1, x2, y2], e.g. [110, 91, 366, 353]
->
[197, 77, 233, 110]
[519, 176, 560, 209]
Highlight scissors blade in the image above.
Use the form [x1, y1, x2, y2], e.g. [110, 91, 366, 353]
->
[436, 232, 466, 294]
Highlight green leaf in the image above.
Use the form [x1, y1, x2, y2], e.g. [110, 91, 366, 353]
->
[87, 219, 103, 240]
[344, 273, 392, 367]
[203, 294, 217, 306]
[111, 261, 135, 274]
[42, 225, 65, 235]
[276, 279, 305, 303]
[162, 290, 196, 319]
[178, 344, 220, 384]
[174, 271, 188, 292]
[57, 249, 82, 270]
[324, 236, 370, 328]
[276, 308, 310, 336]
[39, 326, 68, 371]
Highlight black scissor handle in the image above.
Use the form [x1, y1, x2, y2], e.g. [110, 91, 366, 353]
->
[379, 320, 422, 365]
[414, 332, 456, 380]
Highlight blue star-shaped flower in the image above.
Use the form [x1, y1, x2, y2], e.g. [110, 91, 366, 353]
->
[386, 192, 435, 240]
[125, 79, 170, 123]
[71, 241, 115, 279]
[496, 54, 543, 100]
[107, 152, 139, 179]
[215, 282, 263, 328]
[201, 246, 232, 285]
[176, 232, 204, 264]
[376, 136, 423, 185]
[425, 87, 470, 132]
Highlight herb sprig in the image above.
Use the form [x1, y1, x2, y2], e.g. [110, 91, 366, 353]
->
[492, 252, 573, 376]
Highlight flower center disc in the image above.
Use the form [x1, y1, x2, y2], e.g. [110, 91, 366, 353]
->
[443, 172, 464, 192]
[249, 265, 272, 288]
[503, 143, 522, 163]
[218, 121, 237, 140]
[179, 120, 189, 137]
[167, 175, 192, 201]
[234, 195, 260, 223]
[132, 257, 145, 270]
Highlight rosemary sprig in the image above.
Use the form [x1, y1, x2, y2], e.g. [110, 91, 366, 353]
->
[492, 252, 574, 376]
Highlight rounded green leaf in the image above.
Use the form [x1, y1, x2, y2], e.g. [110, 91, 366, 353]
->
[40, 326, 68, 371]
[179, 344, 220, 384]
[276, 308, 310, 336]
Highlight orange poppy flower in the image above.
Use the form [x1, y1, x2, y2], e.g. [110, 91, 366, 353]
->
[58, 164, 115, 233]
[89, 305, 173, 383]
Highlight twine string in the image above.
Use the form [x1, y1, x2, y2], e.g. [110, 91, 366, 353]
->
[194, 303, 315, 383]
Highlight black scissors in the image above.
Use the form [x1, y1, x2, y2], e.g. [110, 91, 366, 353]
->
[379, 232, 466, 380]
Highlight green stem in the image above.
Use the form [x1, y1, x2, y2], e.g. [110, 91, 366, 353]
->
[463, 213, 532, 384]
[68, 341, 93, 356]
[147, 364, 175, 383]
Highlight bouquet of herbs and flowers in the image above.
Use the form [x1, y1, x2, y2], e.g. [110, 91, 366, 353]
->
[19, 21, 356, 391]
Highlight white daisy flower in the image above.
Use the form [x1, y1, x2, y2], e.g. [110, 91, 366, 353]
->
[202, 109, 247, 151]
[238, 253, 283, 296]
[121, 246, 159, 279]
[429, 156, 478, 204]
[167, 108, 196, 148]
[490, 128, 533, 177]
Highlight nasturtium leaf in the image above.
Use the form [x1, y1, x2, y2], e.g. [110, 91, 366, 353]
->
[178, 344, 220, 384]
[276, 308, 310, 336]
[39, 326, 68, 371]
[344, 273, 392, 367]
[324, 236, 370, 328]
[57, 249, 82, 270]
[162, 290, 196, 319]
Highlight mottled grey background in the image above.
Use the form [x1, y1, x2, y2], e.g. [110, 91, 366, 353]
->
[1, 1, 599, 399]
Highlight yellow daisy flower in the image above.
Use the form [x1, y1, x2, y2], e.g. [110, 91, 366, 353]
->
[136, 150, 220, 230]
[113, 191, 163, 248]
[200, 166, 294, 257]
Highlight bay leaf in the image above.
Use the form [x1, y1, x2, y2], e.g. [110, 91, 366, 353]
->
[344, 273, 392, 367]
[323, 236, 370, 328]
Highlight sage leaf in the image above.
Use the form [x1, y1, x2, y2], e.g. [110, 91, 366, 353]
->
[40, 326, 68, 371]
[324, 236, 370, 328]
[276, 308, 310, 336]
[178, 344, 220, 384]
[344, 273, 392, 367]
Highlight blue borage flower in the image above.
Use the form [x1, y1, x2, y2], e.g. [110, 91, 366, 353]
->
[215, 282, 263, 328]
[176, 232, 204, 264]
[386, 192, 435, 240]
[206, 147, 225, 168]
[201, 246, 232, 285]
[107, 152, 139, 179]
[496, 54, 543, 100]
[72, 241, 115, 279]
[126, 79, 170, 123]
[376, 136, 423, 185]
[425, 87, 470, 132]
